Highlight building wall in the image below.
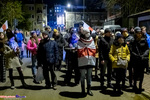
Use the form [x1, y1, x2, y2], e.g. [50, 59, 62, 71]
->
[23, 3, 47, 31]
[65, 12, 106, 29]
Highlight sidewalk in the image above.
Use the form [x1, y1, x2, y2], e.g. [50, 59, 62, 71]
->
[141, 73, 150, 99]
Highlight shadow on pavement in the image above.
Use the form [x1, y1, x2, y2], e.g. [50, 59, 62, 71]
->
[57, 80, 77, 87]
[91, 86, 107, 91]
[100, 90, 123, 97]
[16, 85, 44, 90]
[8, 76, 33, 79]
[0, 86, 11, 90]
[59, 91, 87, 98]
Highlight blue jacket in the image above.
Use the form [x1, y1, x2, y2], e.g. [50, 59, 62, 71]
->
[37, 38, 59, 65]
[15, 33, 23, 47]
[146, 33, 150, 48]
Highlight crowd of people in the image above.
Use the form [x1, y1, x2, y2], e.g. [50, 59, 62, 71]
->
[0, 25, 150, 96]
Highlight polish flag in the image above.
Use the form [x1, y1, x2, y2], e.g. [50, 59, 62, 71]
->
[82, 21, 93, 32]
[0, 20, 8, 32]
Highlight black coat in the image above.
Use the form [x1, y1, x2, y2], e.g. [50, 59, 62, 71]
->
[130, 37, 149, 68]
[53, 35, 66, 60]
[99, 36, 114, 61]
[0, 53, 6, 83]
[37, 38, 59, 65]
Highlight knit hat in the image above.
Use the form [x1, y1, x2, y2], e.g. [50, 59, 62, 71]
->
[42, 31, 49, 35]
[104, 28, 112, 33]
[134, 27, 141, 33]
[115, 32, 123, 39]
[54, 29, 58, 33]
[30, 31, 36, 36]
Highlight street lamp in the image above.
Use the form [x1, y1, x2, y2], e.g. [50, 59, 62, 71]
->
[67, 3, 71, 8]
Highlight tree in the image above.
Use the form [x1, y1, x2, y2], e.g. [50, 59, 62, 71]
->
[103, 0, 150, 17]
[0, 0, 24, 29]
[17, 13, 32, 30]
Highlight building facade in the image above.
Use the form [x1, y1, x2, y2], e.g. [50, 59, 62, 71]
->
[65, 11, 107, 29]
[23, 1, 47, 31]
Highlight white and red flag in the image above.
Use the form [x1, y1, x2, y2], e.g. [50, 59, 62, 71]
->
[0, 20, 8, 32]
[82, 21, 93, 32]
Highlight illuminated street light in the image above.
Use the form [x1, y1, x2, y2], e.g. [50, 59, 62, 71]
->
[64, 10, 66, 13]
[67, 3, 71, 8]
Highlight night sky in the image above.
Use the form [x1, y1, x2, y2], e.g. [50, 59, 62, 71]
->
[44, 0, 84, 7]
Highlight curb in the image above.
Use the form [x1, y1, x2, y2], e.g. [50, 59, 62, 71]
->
[141, 91, 150, 99]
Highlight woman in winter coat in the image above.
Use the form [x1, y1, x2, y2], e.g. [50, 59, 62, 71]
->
[0, 32, 7, 83]
[53, 29, 66, 70]
[130, 27, 149, 94]
[109, 32, 130, 94]
[27, 31, 41, 83]
[77, 28, 96, 96]
[6, 34, 27, 89]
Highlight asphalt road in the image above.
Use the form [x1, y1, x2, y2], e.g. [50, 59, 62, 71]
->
[0, 58, 148, 100]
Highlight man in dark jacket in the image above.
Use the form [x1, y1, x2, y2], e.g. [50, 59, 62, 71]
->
[45, 26, 53, 38]
[130, 27, 149, 94]
[121, 28, 134, 87]
[99, 28, 114, 89]
[37, 31, 59, 90]
[53, 29, 66, 70]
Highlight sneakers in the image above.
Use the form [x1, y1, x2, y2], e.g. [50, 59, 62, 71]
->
[11, 86, 15, 89]
[52, 86, 57, 90]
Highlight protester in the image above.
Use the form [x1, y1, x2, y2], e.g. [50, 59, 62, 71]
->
[121, 28, 134, 87]
[25, 31, 31, 58]
[0, 32, 7, 83]
[130, 27, 149, 94]
[64, 28, 80, 86]
[99, 28, 114, 89]
[91, 28, 101, 79]
[14, 28, 24, 59]
[77, 28, 96, 96]
[141, 26, 150, 74]
[109, 32, 130, 94]
[37, 31, 58, 90]
[45, 26, 53, 38]
[53, 29, 66, 70]
[27, 31, 41, 83]
[7, 34, 27, 89]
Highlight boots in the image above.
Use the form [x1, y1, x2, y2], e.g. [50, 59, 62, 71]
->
[17, 67, 27, 88]
[9, 69, 15, 89]
[81, 85, 85, 94]
[87, 85, 93, 96]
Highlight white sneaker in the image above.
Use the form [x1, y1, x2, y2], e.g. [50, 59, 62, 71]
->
[11, 86, 15, 89]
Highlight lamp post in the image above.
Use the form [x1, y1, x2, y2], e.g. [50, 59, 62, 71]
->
[83, 0, 85, 20]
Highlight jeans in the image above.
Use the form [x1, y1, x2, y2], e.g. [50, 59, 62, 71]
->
[100, 60, 112, 85]
[80, 67, 93, 86]
[43, 63, 57, 86]
[31, 54, 37, 76]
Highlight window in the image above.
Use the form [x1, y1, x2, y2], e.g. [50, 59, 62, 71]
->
[31, 15, 34, 18]
[57, 7, 59, 9]
[50, 10, 52, 12]
[34, 22, 36, 25]
[29, 6, 34, 10]
[55, 10, 57, 12]
[57, 10, 59, 12]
